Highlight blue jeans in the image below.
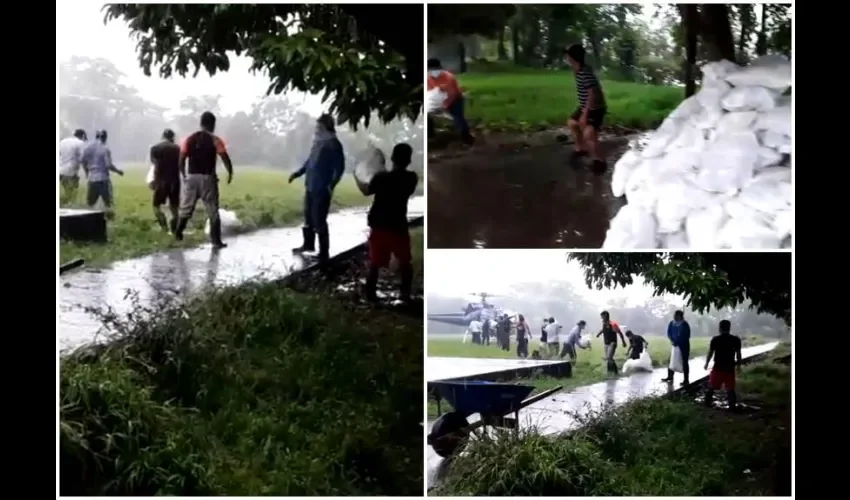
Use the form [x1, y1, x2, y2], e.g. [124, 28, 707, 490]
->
[447, 95, 470, 136]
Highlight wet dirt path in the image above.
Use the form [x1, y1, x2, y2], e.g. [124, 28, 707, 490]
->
[59, 197, 424, 351]
[426, 342, 778, 489]
[427, 137, 636, 249]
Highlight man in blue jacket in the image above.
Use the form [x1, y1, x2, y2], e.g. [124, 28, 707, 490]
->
[662, 310, 691, 385]
[289, 114, 346, 264]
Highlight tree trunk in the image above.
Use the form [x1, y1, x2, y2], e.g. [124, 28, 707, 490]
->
[699, 4, 736, 62]
[755, 3, 768, 56]
[511, 23, 520, 64]
[458, 42, 467, 73]
[587, 29, 602, 68]
[497, 25, 508, 60]
[683, 4, 698, 97]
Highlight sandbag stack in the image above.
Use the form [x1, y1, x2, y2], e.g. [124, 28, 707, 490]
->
[606, 55, 792, 249]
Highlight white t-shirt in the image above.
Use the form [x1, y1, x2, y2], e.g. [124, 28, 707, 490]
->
[544, 322, 563, 343]
[58, 136, 86, 177]
[467, 320, 482, 333]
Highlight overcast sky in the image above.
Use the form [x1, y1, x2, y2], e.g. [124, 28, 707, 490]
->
[56, 0, 324, 115]
[427, 250, 668, 308]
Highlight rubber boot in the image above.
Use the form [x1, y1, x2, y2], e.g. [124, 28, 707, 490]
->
[661, 369, 674, 383]
[154, 210, 168, 231]
[399, 263, 413, 302]
[292, 227, 315, 253]
[364, 265, 379, 302]
[209, 218, 227, 249]
[316, 230, 330, 265]
[705, 389, 715, 407]
[174, 217, 190, 241]
[727, 390, 738, 410]
[169, 217, 177, 234]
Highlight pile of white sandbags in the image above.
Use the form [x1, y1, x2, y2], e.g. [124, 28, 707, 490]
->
[606, 55, 792, 249]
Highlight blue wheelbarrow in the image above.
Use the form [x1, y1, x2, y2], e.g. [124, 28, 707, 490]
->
[427, 380, 563, 458]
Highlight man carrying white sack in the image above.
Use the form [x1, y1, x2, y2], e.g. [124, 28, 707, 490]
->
[560, 320, 586, 364]
[427, 58, 474, 145]
[564, 44, 608, 174]
[662, 310, 692, 386]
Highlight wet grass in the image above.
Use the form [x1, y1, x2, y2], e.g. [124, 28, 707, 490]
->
[427, 334, 766, 418]
[59, 166, 379, 267]
[450, 64, 683, 134]
[60, 252, 424, 495]
[432, 342, 792, 496]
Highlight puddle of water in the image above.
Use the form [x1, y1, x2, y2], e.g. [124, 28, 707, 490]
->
[426, 342, 778, 489]
[427, 142, 633, 248]
[59, 197, 424, 351]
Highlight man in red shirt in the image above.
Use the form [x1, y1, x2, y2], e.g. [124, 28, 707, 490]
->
[427, 58, 474, 145]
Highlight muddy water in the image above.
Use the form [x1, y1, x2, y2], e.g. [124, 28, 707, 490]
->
[59, 197, 424, 351]
[426, 342, 778, 489]
[427, 139, 636, 249]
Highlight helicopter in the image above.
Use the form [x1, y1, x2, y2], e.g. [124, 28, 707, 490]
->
[427, 292, 521, 328]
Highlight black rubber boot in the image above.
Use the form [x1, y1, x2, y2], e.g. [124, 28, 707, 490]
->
[591, 159, 608, 175]
[154, 210, 168, 231]
[661, 369, 674, 383]
[169, 217, 177, 234]
[317, 230, 330, 265]
[292, 227, 315, 253]
[365, 265, 379, 302]
[174, 217, 190, 241]
[399, 263, 413, 302]
[209, 219, 227, 249]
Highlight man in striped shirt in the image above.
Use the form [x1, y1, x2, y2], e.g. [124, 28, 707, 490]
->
[564, 44, 608, 173]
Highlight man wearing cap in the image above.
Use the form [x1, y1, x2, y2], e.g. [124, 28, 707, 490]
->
[150, 129, 181, 233]
[289, 113, 346, 264]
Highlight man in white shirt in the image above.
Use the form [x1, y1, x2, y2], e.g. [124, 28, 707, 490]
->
[465, 319, 483, 345]
[544, 316, 563, 358]
[58, 129, 88, 204]
[560, 320, 587, 363]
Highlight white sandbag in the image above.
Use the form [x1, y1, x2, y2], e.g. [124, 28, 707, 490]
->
[669, 346, 684, 373]
[725, 56, 791, 91]
[204, 209, 242, 236]
[577, 334, 592, 349]
[145, 165, 156, 190]
[427, 88, 447, 114]
[353, 145, 387, 196]
[623, 350, 654, 374]
[605, 57, 792, 249]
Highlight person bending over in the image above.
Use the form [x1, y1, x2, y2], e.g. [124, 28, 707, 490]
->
[150, 128, 181, 233]
[175, 111, 234, 249]
[564, 44, 608, 174]
[364, 143, 418, 302]
[427, 58, 474, 145]
[561, 320, 586, 363]
[625, 330, 648, 360]
[704, 320, 742, 409]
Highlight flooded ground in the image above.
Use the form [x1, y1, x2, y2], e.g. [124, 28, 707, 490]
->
[59, 197, 424, 351]
[427, 137, 636, 248]
[426, 342, 778, 489]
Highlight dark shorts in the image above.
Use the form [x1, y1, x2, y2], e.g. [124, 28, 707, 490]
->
[369, 228, 411, 268]
[561, 342, 577, 360]
[153, 182, 180, 208]
[87, 180, 113, 207]
[570, 107, 607, 131]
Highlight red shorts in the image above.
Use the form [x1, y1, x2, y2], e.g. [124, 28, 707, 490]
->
[708, 369, 736, 391]
[368, 228, 411, 268]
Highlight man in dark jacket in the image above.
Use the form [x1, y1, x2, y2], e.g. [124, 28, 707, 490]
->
[662, 310, 692, 386]
[289, 114, 346, 264]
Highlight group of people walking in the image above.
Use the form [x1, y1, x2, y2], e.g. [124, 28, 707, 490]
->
[58, 112, 419, 301]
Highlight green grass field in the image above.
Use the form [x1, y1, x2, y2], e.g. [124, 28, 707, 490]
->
[433, 342, 792, 496]
[60, 166, 422, 267]
[60, 258, 424, 495]
[428, 334, 766, 418]
[455, 65, 683, 133]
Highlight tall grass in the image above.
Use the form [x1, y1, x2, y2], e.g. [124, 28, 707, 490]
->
[60, 277, 423, 495]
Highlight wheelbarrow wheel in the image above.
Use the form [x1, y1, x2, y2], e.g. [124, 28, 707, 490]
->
[430, 411, 471, 458]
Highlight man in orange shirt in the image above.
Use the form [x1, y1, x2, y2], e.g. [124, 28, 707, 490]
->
[427, 58, 474, 144]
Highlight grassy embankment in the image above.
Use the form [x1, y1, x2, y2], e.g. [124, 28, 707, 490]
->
[433, 341, 792, 495]
[427, 334, 766, 418]
[433, 62, 683, 135]
[60, 228, 425, 496]
[60, 166, 423, 267]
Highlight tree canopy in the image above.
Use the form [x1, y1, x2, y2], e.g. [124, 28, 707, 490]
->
[568, 253, 791, 325]
[103, 3, 423, 129]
